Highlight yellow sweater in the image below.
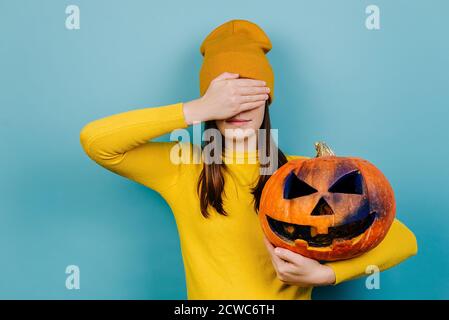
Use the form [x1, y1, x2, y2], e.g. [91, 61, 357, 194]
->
[80, 102, 418, 299]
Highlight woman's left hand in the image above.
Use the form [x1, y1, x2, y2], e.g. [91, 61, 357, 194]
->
[263, 236, 336, 287]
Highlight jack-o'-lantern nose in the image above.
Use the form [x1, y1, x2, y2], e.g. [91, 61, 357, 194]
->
[311, 197, 334, 216]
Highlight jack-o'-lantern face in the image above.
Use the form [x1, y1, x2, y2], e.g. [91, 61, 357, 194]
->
[259, 142, 395, 261]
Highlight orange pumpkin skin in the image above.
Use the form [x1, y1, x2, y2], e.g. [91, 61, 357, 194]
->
[259, 145, 395, 262]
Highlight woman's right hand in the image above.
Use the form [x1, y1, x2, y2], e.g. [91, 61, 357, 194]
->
[183, 72, 270, 125]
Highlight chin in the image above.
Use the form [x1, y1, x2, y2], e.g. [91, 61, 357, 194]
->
[227, 130, 257, 141]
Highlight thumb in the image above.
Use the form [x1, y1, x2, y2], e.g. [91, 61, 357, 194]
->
[213, 71, 239, 82]
[275, 247, 304, 264]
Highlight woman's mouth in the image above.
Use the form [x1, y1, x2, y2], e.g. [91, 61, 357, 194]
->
[225, 119, 251, 126]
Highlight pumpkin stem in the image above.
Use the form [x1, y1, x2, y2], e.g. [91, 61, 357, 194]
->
[314, 141, 336, 157]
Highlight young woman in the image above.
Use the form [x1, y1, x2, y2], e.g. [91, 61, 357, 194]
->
[80, 20, 417, 299]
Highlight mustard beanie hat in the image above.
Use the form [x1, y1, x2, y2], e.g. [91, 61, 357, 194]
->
[199, 19, 275, 104]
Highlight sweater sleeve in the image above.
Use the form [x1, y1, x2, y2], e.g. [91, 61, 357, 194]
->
[325, 218, 418, 285]
[79, 102, 190, 194]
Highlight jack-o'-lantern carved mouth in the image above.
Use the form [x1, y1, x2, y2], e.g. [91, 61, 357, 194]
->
[266, 212, 377, 248]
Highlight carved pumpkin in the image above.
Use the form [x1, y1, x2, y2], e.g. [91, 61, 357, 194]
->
[259, 142, 395, 261]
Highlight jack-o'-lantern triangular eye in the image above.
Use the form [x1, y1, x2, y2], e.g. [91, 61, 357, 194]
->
[283, 172, 317, 199]
[329, 170, 363, 194]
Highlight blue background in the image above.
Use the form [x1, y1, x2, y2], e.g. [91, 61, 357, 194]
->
[1, 0, 448, 299]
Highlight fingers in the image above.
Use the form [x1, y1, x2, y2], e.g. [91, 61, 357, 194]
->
[264, 237, 283, 264]
[239, 100, 266, 112]
[213, 72, 240, 82]
[274, 247, 300, 263]
[210, 72, 270, 114]
[233, 78, 266, 87]
[264, 238, 288, 267]
[265, 238, 325, 286]
[235, 85, 269, 111]
[240, 94, 269, 104]
[213, 72, 267, 90]
[213, 72, 265, 87]
[237, 86, 270, 96]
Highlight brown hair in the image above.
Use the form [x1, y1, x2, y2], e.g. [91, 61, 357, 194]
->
[196, 100, 288, 218]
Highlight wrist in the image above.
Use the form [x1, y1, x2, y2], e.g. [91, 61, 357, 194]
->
[318, 264, 336, 286]
[183, 98, 208, 125]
